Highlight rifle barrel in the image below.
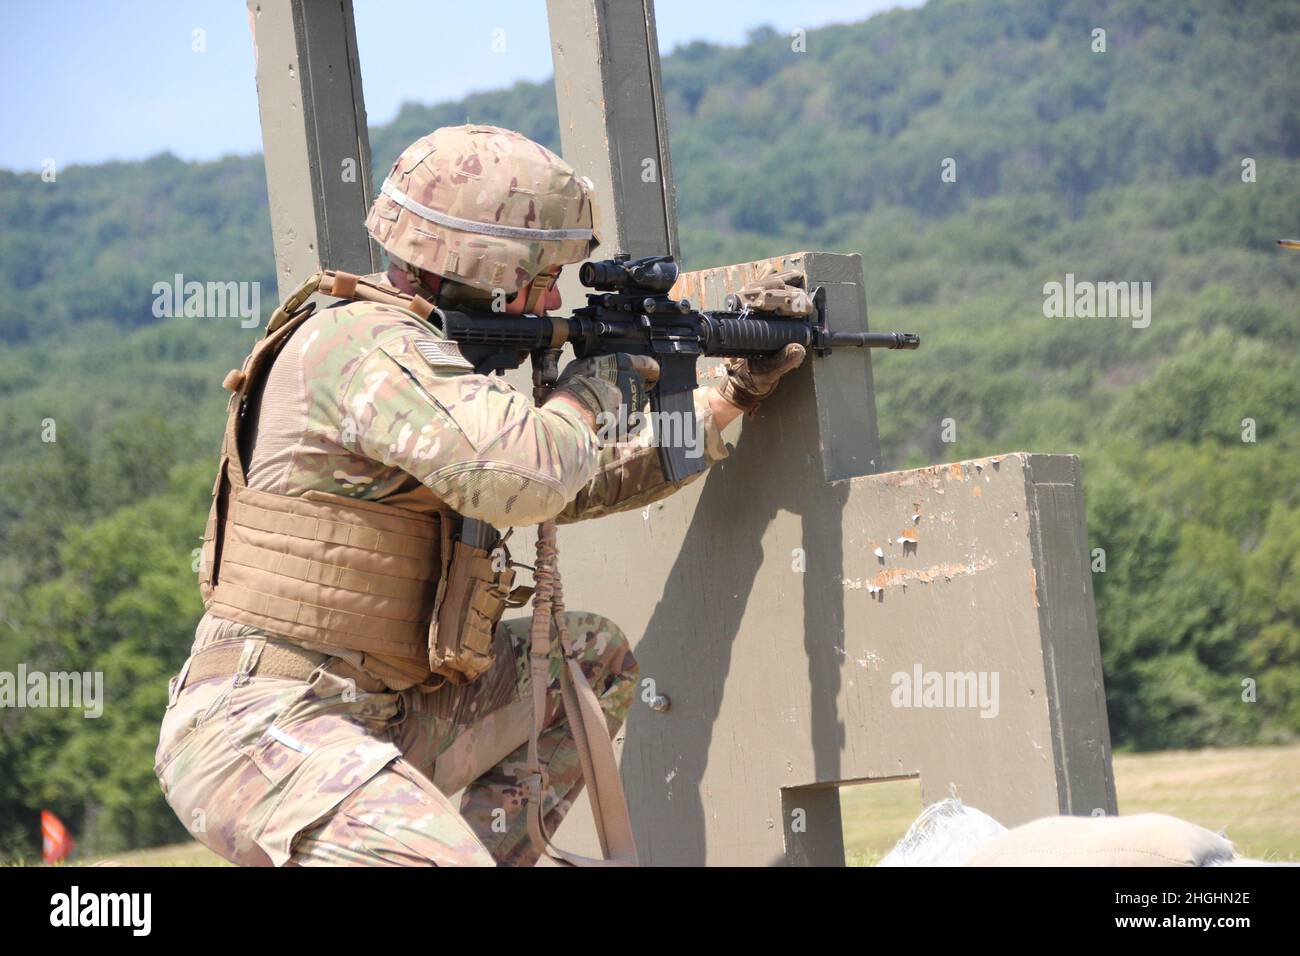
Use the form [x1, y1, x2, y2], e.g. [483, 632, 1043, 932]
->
[828, 331, 921, 350]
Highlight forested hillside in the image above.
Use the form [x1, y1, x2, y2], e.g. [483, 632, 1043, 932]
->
[1, 0, 1297, 857]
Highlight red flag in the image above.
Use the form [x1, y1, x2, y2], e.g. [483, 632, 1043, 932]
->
[41, 810, 74, 864]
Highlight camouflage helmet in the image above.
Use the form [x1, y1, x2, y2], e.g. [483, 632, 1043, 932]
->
[366, 125, 600, 305]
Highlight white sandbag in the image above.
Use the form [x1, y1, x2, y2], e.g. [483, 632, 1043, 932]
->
[877, 798, 1007, 866]
[964, 812, 1237, 867]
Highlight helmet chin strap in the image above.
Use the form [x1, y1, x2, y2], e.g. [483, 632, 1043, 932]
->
[522, 268, 560, 313]
[412, 269, 443, 304]
[390, 254, 443, 303]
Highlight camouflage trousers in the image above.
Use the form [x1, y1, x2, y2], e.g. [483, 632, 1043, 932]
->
[154, 612, 638, 866]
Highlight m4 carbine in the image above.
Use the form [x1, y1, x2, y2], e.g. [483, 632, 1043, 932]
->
[432, 254, 920, 483]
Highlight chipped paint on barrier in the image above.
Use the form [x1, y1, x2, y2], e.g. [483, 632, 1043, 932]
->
[670, 254, 808, 308]
[856, 651, 883, 670]
[871, 454, 1024, 490]
[853, 558, 996, 591]
[873, 561, 993, 590]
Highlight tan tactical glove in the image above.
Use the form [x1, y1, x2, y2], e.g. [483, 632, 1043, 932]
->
[552, 353, 660, 422]
[719, 265, 811, 412]
[719, 344, 807, 413]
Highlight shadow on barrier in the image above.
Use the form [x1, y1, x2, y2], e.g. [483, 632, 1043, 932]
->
[624, 361, 851, 864]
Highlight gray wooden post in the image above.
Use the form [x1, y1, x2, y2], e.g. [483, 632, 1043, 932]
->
[545, 0, 677, 313]
[546, 0, 677, 259]
[247, 0, 379, 299]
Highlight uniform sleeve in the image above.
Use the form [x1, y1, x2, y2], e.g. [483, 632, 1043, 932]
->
[556, 385, 730, 524]
[340, 326, 601, 527]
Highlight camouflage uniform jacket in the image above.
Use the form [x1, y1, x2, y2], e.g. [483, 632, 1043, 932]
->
[205, 276, 729, 687]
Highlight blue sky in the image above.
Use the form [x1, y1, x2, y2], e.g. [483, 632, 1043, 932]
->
[0, 0, 918, 172]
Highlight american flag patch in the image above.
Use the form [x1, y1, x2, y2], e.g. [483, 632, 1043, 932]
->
[414, 337, 473, 370]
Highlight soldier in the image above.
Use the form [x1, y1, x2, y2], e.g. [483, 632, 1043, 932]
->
[154, 125, 806, 866]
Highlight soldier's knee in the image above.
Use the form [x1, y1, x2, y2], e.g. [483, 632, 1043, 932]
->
[563, 611, 638, 679]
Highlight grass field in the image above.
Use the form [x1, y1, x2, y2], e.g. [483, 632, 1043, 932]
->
[72, 744, 1299, 866]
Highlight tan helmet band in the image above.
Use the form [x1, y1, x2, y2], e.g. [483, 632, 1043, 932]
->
[380, 180, 594, 243]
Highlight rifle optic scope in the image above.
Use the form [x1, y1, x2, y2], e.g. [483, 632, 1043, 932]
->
[580, 254, 680, 294]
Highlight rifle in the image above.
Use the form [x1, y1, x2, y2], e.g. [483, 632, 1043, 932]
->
[431, 253, 920, 483]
